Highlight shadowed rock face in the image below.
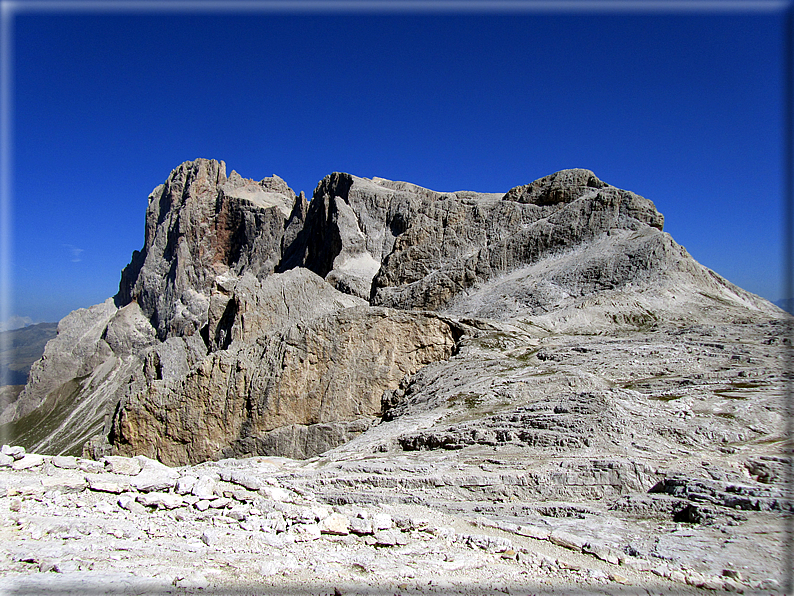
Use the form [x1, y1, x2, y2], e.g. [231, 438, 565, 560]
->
[1, 159, 783, 467]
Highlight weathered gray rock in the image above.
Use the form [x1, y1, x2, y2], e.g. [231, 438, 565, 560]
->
[53, 560, 80, 573]
[102, 455, 142, 476]
[2, 445, 25, 459]
[117, 494, 147, 515]
[288, 170, 667, 311]
[191, 475, 217, 500]
[290, 522, 321, 541]
[371, 513, 393, 531]
[373, 529, 406, 546]
[175, 475, 197, 495]
[77, 459, 105, 473]
[264, 511, 287, 533]
[128, 455, 178, 492]
[11, 454, 45, 470]
[0, 299, 120, 456]
[349, 516, 373, 535]
[85, 475, 130, 494]
[549, 530, 588, 552]
[116, 159, 302, 341]
[136, 492, 184, 509]
[0, 442, 788, 592]
[219, 469, 262, 491]
[51, 456, 78, 469]
[209, 496, 231, 509]
[318, 512, 349, 535]
[0, 160, 307, 459]
[205, 268, 365, 353]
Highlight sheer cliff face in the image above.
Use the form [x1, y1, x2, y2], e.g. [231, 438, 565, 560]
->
[2, 159, 782, 465]
[116, 159, 306, 340]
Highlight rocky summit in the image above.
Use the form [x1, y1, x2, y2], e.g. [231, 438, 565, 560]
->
[0, 158, 789, 594]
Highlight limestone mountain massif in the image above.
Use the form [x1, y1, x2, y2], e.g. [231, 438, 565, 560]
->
[0, 158, 789, 593]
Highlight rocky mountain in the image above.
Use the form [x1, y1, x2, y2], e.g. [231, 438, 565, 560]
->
[1, 159, 781, 463]
[0, 159, 789, 593]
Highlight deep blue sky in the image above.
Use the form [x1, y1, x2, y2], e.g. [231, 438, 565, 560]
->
[5, 2, 788, 324]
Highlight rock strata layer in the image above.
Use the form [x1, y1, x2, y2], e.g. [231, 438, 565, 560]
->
[111, 299, 459, 464]
[0, 446, 786, 594]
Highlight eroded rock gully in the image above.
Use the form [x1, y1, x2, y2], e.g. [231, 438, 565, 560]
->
[0, 159, 789, 593]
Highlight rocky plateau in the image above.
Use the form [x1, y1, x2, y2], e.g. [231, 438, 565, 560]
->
[0, 159, 790, 594]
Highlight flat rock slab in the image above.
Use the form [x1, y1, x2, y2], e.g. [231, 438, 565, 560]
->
[129, 471, 177, 492]
[77, 459, 105, 473]
[549, 530, 588, 552]
[102, 456, 142, 476]
[85, 475, 131, 494]
[51, 456, 78, 469]
[220, 469, 262, 491]
[371, 512, 393, 530]
[136, 492, 184, 509]
[373, 529, 407, 546]
[516, 525, 551, 540]
[40, 475, 87, 492]
[0, 572, 172, 594]
[12, 454, 46, 471]
[319, 513, 349, 535]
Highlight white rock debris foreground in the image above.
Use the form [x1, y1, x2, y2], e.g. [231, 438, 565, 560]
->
[0, 446, 783, 595]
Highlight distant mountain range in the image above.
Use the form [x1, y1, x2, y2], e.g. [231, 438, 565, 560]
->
[0, 322, 58, 386]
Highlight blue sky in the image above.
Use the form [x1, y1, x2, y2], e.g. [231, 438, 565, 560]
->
[3, 1, 789, 325]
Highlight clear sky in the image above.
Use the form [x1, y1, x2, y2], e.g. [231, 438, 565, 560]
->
[2, 1, 789, 326]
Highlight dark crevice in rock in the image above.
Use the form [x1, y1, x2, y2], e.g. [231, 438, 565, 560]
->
[214, 299, 237, 352]
[199, 323, 210, 351]
[277, 192, 310, 273]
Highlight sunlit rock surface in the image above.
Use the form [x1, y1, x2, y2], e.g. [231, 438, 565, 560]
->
[0, 159, 788, 593]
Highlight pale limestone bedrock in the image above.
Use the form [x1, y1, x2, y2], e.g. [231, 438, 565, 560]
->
[11, 454, 45, 471]
[101, 455, 142, 476]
